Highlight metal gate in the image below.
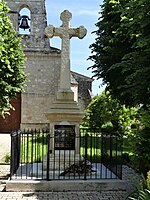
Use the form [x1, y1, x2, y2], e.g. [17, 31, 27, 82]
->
[10, 129, 122, 180]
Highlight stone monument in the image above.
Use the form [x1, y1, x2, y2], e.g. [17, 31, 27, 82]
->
[44, 10, 87, 171]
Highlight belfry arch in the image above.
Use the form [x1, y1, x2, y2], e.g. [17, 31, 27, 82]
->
[18, 6, 31, 34]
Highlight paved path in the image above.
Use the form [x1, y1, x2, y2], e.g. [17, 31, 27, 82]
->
[0, 134, 11, 181]
[0, 134, 11, 163]
[0, 191, 126, 200]
[0, 165, 139, 200]
[0, 165, 9, 179]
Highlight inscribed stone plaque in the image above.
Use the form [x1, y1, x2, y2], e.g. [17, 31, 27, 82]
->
[54, 125, 75, 150]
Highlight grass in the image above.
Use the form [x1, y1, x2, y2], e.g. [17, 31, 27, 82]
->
[21, 133, 48, 163]
[20, 133, 122, 164]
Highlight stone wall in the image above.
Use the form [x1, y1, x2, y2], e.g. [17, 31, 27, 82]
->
[21, 93, 52, 129]
[21, 50, 61, 129]
[24, 51, 61, 95]
[71, 72, 93, 109]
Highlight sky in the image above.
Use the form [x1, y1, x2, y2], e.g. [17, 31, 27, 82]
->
[45, 0, 104, 95]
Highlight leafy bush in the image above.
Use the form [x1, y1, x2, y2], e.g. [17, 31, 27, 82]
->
[147, 171, 150, 190]
[0, 1, 27, 116]
[133, 128, 150, 176]
[3, 152, 10, 163]
[82, 91, 137, 135]
[128, 173, 150, 200]
[129, 190, 150, 200]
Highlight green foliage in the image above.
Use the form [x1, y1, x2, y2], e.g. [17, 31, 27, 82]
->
[82, 91, 150, 176]
[124, 105, 150, 173]
[3, 152, 10, 163]
[128, 175, 150, 200]
[138, 105, 150, 129]
[119, 105, 150, 175]
[89, 0, 150, 106]
[82, 91, 137, 135]
[132, 128, 150, 177]
[129, 106, 150, 176]
[147, 171, 150, 190]
[21, 133, 48, 163]
[0, 0, 27, 116]
[129, 189, 150, 200]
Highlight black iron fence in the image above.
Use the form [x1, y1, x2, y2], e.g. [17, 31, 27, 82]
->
[10, 128, 122, 180]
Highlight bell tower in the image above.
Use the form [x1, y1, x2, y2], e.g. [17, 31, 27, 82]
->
[5, 0, 61, 130]
[5, 0, 50, 51]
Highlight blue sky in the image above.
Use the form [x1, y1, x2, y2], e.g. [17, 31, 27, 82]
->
[45, 0, 104, 95]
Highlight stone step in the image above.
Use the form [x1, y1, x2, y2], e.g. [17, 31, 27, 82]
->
[6, 179, 127, 192]
[0, 182, 6, 192]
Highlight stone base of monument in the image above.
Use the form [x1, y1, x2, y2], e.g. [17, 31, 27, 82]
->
[6, 178, 127, 192]
[45, 99, 83, 122]
[56, 90, 74, 100]
[6, 163, 126, 192]
[45, 88, 83, 122]
[43, 150, 82, 171]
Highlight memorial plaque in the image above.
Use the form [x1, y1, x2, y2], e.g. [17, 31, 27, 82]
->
[54, 125, 75, 150]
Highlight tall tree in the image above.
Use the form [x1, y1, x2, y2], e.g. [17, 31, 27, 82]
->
[89, 0, 150, 106]
[0, 0, 27, 116]
[82, 91, 137, 134]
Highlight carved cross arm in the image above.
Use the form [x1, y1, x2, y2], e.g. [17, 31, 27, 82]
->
[45, 25, 55, 38]
[45, 25, 66, 38]
[69, 26, 87, 39]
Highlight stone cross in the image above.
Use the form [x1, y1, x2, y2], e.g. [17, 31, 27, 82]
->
[45, 10, 87, 92]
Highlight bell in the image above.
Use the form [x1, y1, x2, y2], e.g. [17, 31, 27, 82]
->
[19, 15, 30, 30]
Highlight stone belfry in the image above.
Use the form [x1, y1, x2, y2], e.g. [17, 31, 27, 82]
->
[6, 0, 50, 51]
[5, 0, 62, 129]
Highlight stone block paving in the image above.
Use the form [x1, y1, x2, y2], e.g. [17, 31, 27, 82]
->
[0, 134, 11, 163]
[0, 191, 127, 200]
[0, 164, 133, 200]
[0, 165, 10, 177]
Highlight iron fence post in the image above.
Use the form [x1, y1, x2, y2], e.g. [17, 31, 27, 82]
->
[10, 130, 21, 179]
[10, 132, 13, 180]
[46, 132, 50, 181]
[84, 133, 88, 180]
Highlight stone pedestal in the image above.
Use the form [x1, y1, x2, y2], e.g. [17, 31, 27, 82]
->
[44, 90, 84, 171]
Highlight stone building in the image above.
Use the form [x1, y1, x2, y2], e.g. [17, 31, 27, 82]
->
[0, 0, 93, 132]
[71, 71, 93, 109]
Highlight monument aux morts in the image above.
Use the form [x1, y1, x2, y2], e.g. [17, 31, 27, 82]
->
[0, 0, 93, 132]
[43, 10, 87, 170]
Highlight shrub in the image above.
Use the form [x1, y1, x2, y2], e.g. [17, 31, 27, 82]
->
[147, 171, 150, 190]
[3, 153, 11, 163]
[134, 128, 150, 177]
